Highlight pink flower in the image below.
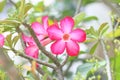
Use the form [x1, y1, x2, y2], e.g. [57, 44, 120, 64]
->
[22, 16, 51, 58]
[47, 16, 86, 56]
[0, 34, 5, 47]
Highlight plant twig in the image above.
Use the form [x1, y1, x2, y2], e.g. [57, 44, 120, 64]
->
[61, 55, 69, 67]
[100, 39, 112, 80]
[0, 48, 24, 80]
[37, 66, 53, 80]
[22, 23, 61, 67]
[74, 0, 82, 15]
[11, 48, 56, 69]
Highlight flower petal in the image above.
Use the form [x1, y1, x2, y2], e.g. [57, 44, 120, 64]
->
[51, 40, 65, 55]
[31, 22, 46, 34]
[22, 34, 35, 45]
[0, 34, 4, 47]
[70, 29, 86, 42]
[47, 25, 63, 40]
[41, 38, 52, 46]
[60, 16, 74, 33]
[66, 40, 79, 56]
[42, 16, 49, 30]
[25, 45, 38, 58]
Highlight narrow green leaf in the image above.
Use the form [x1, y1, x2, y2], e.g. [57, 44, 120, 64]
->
[24, 3, 33, 15]
[6, 34, 12, 48]
[106, 28, 120, 38]
[83, 16, 98, 22]
[98, 23, 108, 34]
[74, 12, 86, 26]
[100, 26, 109, 36]
[42, 74, 48, 80]
[12, 34, 20, 47]
[90, 42, 99, 54]
[0, 19, 21, 25]
[18, 0, 25, 19]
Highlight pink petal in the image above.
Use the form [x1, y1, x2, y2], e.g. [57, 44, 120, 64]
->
[47, 25, 63, 40]
[60, 16, 74, 33]
[31, 22, 46, 35]
[0, 34, 4, 47]
[51, 40, 65, 55]
[66, 40, 79, 56]
[36, 34, 46, 41]
[22, 34, 35, 45]
[70, 29, 86, 42]
[25, 45, 38, 58]
[42, 16, 49, 30]
[41, 38, 52, 46]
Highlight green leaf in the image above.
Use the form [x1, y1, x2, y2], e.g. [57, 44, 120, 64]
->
[74, 12, 86, 26]
[106, 28, 120, 38]
[111, 54, 120, 80]
[76, 63, 94, 77]
[98, 23, 108, 34]
[18, 0, 25, 20]
[86, 27, 98, 39]
[6, 34, 12, 48]
[24, 3, 33, 15]
[12, 34, 20, 47]
[90, 42, 99, 54]
[83, 16, 98, 22]
[0, 19, 21, 25]
[0, 0, 6, 12]
[42, 74, 48, 80]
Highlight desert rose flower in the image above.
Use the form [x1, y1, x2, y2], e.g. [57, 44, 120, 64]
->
[0, 34, 5, 47]
[47, 16, 86, 56]
[22, 16, 51, 58]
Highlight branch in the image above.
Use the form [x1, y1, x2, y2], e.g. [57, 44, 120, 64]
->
[37, 66, 53, 80]
[100, 39, 112, 80]
[11, 48, 56, 69]
[61, 55, 69, 67]
[22, 23, 61, 67]
[0, 48, 24, 80]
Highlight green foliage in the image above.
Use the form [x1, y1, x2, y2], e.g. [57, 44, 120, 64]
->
[5, 33, 20, 48]
[76, 59, 106, 79]
[0, 0, 6, 12]
[90, 42, 99, 54]
[0, 68, 9, 80]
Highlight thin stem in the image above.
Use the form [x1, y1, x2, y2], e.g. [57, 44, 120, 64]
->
[11, 48, 56, 69]
[100, 39, 112, 80]
[61, 55, 69, 67]
[0, 48, 24, 80]
[37, 67, 52, 80]
[22, 23, 61, 67]
[74, 0, 82, 15]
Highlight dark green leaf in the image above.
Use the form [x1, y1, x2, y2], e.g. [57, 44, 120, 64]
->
[90, 42, 99, 54]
